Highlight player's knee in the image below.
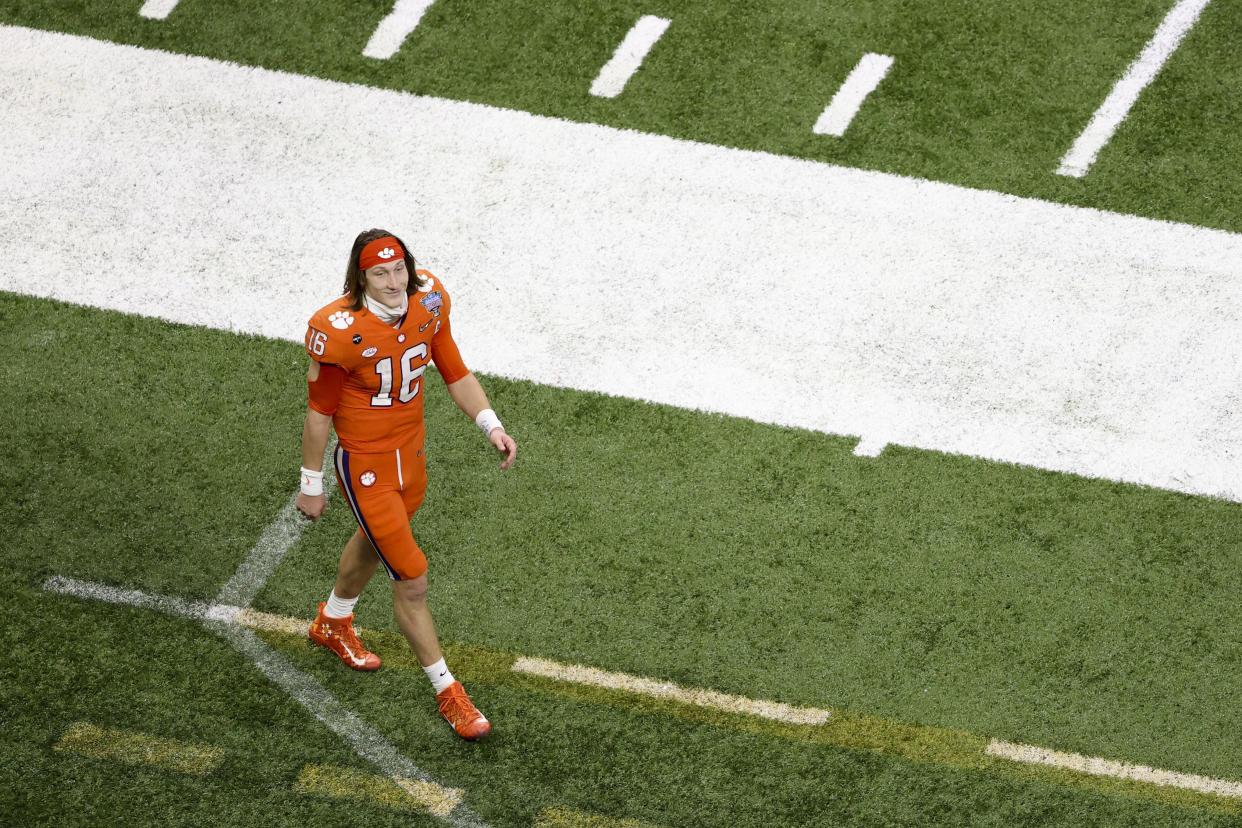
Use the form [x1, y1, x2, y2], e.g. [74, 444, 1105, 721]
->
[393, 572, 429, 604]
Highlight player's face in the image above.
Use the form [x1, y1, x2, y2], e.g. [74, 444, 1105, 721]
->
[362, 258, 409, 308]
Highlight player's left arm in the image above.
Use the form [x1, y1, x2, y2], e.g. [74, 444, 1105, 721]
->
[445, 373, 517, 469]
[427, 280, 516, 469]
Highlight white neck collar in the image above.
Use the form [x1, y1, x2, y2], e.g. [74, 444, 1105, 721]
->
[363, 292, 409, 325]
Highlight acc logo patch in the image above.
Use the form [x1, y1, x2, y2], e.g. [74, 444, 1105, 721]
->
[420, 291, 443, 317]
[361, 346, 378, 358]
[329, 310, 354, 330]
[360, 471, 377, 487]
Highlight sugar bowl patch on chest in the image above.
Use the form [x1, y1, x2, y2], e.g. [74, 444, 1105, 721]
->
[419, 290, 443, 318]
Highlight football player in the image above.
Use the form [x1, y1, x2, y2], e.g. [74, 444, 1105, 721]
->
[296, 228, 516, 741]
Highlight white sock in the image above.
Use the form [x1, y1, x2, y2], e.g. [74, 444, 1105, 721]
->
[423, 658, 456, 694]
[323, 590, 358, 619]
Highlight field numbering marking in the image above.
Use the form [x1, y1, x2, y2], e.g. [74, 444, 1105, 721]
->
[1056, 0, 1212, 177]
[590, 15, 671, 98]
[363, 0, 437, 60]
[813, 53, 894, 137]
[54, 722, 225, 775]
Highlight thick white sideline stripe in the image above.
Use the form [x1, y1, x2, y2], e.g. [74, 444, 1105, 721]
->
[590, 15, 671, 98]
[813, 53, 894, 137]
[512, 656, 831, 725]
[4, 25, 1242, 502]
[41, 576, 486, 827]
[138, 0, 179, 20]
[363, 0, 437, 60]
[987, 740, 1242, 799]
[1056, 0, 1212, 177]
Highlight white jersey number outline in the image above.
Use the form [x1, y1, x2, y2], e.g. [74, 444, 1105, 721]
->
[370, 343, 429, 407]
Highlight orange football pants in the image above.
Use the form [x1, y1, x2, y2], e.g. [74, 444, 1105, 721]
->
[333, 437, 428, 580]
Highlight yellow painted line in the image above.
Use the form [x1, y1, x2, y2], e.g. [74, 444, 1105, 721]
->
[295, 764, 464, 817]
[53, 722, 225, 776]
[234, 609, 1242, 811]
[237, 607, 306, 636]
[536, 805, 665, 828]
[987, 740, 1242, 800]
[511, 656, 831, 725]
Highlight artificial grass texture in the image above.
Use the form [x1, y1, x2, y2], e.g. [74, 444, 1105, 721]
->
[253, 621, 1242, 816]
[1, 0, 1238, 232]
[4, 292, 1242, 825]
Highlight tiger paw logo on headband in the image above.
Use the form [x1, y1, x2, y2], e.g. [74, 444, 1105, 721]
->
[329, 311, 354, 329]
[377, 247, 395, 259]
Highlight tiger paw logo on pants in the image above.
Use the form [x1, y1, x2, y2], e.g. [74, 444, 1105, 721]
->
[329, 311, 354, 329]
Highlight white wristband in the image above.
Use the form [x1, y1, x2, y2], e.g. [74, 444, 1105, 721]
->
[300, 466, 324, 497]
[475, 408, 503, 437]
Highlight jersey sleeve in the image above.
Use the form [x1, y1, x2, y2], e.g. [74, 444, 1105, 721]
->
[421, 276, 470, 384]
[307, 362, 348, 415]
[305, 304, 362, 369]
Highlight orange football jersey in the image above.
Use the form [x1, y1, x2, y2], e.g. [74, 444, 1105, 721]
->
[305, 270, 469, 452]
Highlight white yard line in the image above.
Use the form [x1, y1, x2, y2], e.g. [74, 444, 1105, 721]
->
[213, 497, 310, 609]
[987, 740, 1242, 799]
[363, 0, 437, 60]
[41, 576, 488, 827]
[813, 53, 894, 137]
[43, 575, 1242, 803]
[138, 0, 180, 20]
[512, 656, 832, 725]
[214, 440, 336, 609]
[3, 25, 1242, 502]
[205, 619, 481, 824]
[1056, 0, 1212, 177]
[590, 15, 671, 98]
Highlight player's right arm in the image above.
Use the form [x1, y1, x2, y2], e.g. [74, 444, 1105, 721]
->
[297, 359, 342, 521]
[298, 405, 332, 521]
[298, 312, 354, 521]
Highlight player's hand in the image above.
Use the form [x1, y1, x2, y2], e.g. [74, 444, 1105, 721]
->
[490, 429, 517, 469]
[297, 492, 327, 521]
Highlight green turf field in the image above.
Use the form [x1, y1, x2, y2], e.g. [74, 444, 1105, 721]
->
[4, 292, 1241, 825]
[2, 1, 1240, 824]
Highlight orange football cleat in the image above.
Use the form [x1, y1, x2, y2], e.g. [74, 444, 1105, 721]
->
[308, 603, 381, 671]
[436, 681, 491, 741]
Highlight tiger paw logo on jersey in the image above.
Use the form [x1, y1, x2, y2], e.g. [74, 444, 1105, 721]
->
[360, 471, 377, 487]
[329, 310, 355, 330]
